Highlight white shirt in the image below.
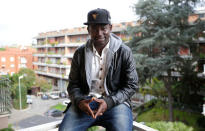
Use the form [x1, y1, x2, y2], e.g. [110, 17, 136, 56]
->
[90, 41, 110, 97]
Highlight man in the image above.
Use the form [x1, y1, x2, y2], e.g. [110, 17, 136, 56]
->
[59, 8, 138, 131]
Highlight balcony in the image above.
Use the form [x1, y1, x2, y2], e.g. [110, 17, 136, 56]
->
[33, 62, 71, 69]
[34, 43, 83, 48]
[33, 53, 46, 57]
[33, 62, 47, 66]
[63, 54, 74, 58]
[16, 120, 158, 131]
[35, 70, 69, 79]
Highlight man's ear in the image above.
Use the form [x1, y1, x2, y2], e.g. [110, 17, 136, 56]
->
[110, 24, 112, 31]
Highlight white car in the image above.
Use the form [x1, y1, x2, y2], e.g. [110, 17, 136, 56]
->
[89, 92, 102, 98]
[49, 93, 59, 100]
[62, 99, 71, 106]
[26, 95, 33, 104]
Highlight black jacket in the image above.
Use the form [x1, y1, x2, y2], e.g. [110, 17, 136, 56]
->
[68, 33, 138, 110]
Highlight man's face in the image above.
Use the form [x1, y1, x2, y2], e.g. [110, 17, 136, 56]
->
[88, 24, 112, 47]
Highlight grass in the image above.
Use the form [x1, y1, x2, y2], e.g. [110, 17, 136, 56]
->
[0, 124, 14, 131]
[13, 99, 28, 110]
[136, 107, 204, 131]
[50, 103, 66, 111]
[0, 128, 14, 131]
[146, 121, 194, 131]
[0, 48, 6, 51]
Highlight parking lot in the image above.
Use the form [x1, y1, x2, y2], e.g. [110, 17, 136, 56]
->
[8, 95, 67, 130]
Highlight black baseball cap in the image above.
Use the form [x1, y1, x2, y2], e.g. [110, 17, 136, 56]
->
[84, 8, 111, 25]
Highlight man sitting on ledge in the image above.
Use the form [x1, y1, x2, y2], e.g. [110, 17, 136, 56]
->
[59, 8, 138, 131]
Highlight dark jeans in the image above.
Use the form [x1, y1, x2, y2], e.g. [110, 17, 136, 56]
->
[59, 104, 133, 131]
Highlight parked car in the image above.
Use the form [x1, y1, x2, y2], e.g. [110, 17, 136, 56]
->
[41, 94, 49, 100]
[49, 93, 59, 100]
[59, 92, 67, 98]
[45, 109, 63, 117]
[62, 99, 71, 106]
[89, 92, 102, 98]
[26, 95, 33, 104]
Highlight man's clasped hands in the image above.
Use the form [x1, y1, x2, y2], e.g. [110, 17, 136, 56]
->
[78, 97, 107, 119]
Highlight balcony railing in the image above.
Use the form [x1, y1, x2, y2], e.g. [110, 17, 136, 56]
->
[16, 120, 158, 131]
[35, 71, 69, 79]
[0, 77, 12, 114]
[34, 43, 83, 48]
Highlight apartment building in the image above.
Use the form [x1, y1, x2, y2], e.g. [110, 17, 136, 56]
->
[33, 22, 136, 92]
[186, 10, 205, 73]
[0, 46, 36, 76]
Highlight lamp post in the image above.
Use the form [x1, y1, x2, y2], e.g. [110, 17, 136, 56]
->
[18, 75, 24, 110]
[60, 63, 62, 92]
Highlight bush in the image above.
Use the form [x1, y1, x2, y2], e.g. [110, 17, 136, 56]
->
[146, 121, 193, 131]
[0, 124, 14, 131]
[87, 126, 99, 131]
[133, 99, 157, 115]
[197, 115, 205, 128]
[0, 128, 14, 131]
[13, 84, 27, 109]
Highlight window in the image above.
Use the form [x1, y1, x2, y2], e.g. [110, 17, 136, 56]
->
[19, 64, 27, 68]
[1, 57, 6, 62]
[10, 57, 14, 62]
[20, 57, 27, 63]
[10, 64, 15, 68]
[2, 65, 5, 68]
[11, 72, 15, 76]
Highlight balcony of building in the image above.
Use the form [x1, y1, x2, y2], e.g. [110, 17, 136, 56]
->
[34, 43, 83, 48]
[35, 70, 69, 80]
[33, 62, 71, 69]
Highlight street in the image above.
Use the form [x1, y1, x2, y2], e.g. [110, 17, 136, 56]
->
[8, 95, 67, 130]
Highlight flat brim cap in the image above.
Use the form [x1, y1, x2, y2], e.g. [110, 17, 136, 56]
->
[84, 8, 111, 25]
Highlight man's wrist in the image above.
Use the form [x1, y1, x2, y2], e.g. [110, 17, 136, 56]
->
[102, 96, 114, 110]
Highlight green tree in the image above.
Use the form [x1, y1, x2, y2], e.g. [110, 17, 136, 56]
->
[8, 73, 20, 96]
[144, 77, 167, 102]
[173, 60, 204, 108]
[35, 77, 52, 92]
[128, 0, 205, 121]
[18, 68, 36, 90]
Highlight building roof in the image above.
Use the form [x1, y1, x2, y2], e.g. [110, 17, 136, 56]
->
[34, 21, 136, 39]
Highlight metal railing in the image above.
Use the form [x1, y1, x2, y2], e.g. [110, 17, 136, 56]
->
[0, 77, 12, 114]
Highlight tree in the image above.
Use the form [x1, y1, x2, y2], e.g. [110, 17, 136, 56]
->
[128, 0, 205, 121]
[144, 77, 167, 102]
[173, 60, 205, 109]
[34, 77, 52, 92]
[18, 68, 36, 90]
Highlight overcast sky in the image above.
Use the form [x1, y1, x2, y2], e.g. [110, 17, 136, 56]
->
[0, 0, 138, 46]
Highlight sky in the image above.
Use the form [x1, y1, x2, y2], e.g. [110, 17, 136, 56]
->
[0, 0, 138, 46]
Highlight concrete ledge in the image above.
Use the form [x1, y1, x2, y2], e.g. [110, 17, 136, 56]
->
[17, 120, 158, 131]
[0, 113, 10, 129]
[133, 121, 158, 131]
[16, 120, 62, 131]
